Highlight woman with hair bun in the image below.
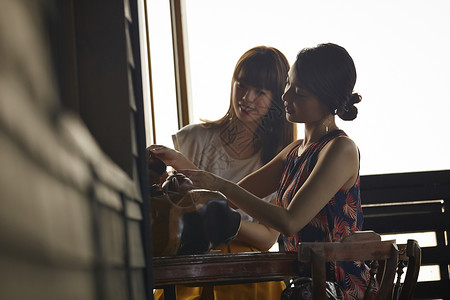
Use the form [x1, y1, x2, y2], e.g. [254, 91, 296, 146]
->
[182, 43, 370, 299]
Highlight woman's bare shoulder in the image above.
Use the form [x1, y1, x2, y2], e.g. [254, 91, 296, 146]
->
[279, 139, 303, 156]
[319, 135, 359, 163]
[329, 135, 357, 151]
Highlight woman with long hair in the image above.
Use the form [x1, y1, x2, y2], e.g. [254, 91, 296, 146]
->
[152, 46, 295, 300]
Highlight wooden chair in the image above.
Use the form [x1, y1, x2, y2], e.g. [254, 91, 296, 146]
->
[392, 239, 422, 300]
[297, 232, 422, 300]
[370, 238, 422, 300]
[297, 231, 399, 300]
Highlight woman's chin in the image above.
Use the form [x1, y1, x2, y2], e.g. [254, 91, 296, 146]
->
[236, 113, 262, 125]
[285, 113, 297, 123]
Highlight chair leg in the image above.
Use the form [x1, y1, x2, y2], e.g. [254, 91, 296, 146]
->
[164, 285, 176, 300]
[399, 240, 421, 300]
[376, 244, 398, 300]
[311, 249, 327, 300]
[364, 260, 379, 300]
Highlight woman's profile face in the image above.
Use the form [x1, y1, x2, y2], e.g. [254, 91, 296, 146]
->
[282, 66, 329, 124]
[231, 78, 273, 126]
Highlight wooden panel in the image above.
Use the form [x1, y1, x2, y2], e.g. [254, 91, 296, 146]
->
[414, 281, 450, 299]
[130, 269, 147, 300]
[98, 206, 126, 266]
[361, 170, 450, 189]
[421, 246, 450, 265]
[51, 0, 80, 112]
[362, 201, 443, 217]
[102, 269, 129, 300]
[128, 220, 146, 268]
[361, 170, 450, 204]
[153, 252, 298, 287]
[0, 0, 59, 113]
[73, 0, 133, 176]
[0, 255, 96, 300]
[363, 211, 450, 233]
[361, 186, 450, 204]
[126, 200, 143, 220]
[0, 128, 95, 269]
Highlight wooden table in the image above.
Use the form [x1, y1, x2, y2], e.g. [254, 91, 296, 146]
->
[152, 251, 299, 299]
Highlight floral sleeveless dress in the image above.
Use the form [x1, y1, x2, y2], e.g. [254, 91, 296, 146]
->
[275, 130, 370, 300]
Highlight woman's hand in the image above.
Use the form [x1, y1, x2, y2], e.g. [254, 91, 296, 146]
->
[147, 145, 197, 170]
[180, 169, 225, 191]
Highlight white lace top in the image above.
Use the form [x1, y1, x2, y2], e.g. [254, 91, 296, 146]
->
[172, 123, 275, 222]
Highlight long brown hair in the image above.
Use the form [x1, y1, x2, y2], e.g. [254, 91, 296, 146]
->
[202, 46, 295, 163]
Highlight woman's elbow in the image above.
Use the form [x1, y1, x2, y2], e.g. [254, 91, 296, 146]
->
[279, 219, 300, 237]
[257, 242, 274, 252]
[280, 228, 297, 237]
[256, 233, 280, 251]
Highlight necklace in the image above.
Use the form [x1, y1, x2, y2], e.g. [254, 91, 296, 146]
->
[297, 141, 311, 157]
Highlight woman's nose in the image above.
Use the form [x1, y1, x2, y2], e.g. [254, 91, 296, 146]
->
[281, 90, 288, 102]
[243, 89, 257, 102]
[281, 85, 291, 102]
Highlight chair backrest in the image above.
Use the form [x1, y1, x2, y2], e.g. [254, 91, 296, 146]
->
[374, 238, 422, 300]
[297, 231, 399, 300]
[393, 239, 422, 300]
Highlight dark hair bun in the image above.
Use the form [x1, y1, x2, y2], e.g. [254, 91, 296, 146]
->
[338, 93, 361, 121]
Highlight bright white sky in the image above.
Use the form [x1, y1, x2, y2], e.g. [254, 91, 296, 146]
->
[147, 0, 450, 176]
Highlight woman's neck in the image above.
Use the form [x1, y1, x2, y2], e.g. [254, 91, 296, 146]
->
[302, 118, 338, 147]
[220, 119, 259, 159]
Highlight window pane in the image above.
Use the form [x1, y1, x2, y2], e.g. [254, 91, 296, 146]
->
[184, 0, 450, 175]
[417, 265, 441, 282]
[137, 0, 153, 145]
[146, 0, 179, 147]
[381, 232, 437, 247]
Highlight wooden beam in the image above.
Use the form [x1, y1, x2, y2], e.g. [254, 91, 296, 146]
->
[170, 0, 190, 128]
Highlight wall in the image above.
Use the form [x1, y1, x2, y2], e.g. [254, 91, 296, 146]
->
[0, 0, 152, 299]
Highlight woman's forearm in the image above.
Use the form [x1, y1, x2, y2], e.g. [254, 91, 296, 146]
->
[218, 178, 297, 236]
[183, 169, 302, 236]
[149, 146, 198, 170]
[235, 220, 280, 251]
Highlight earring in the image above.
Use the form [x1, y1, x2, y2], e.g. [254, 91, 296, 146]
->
[323, 118, 330, 134]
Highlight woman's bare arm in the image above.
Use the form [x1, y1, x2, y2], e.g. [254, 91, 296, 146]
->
[237, 139, 302, 197]
[148, 145, 198, 170]
[235, 220, 280, 251]
[183, 136, 359, 236]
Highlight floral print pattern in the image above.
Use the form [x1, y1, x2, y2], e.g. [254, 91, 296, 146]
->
[275, 130, 370, 299]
